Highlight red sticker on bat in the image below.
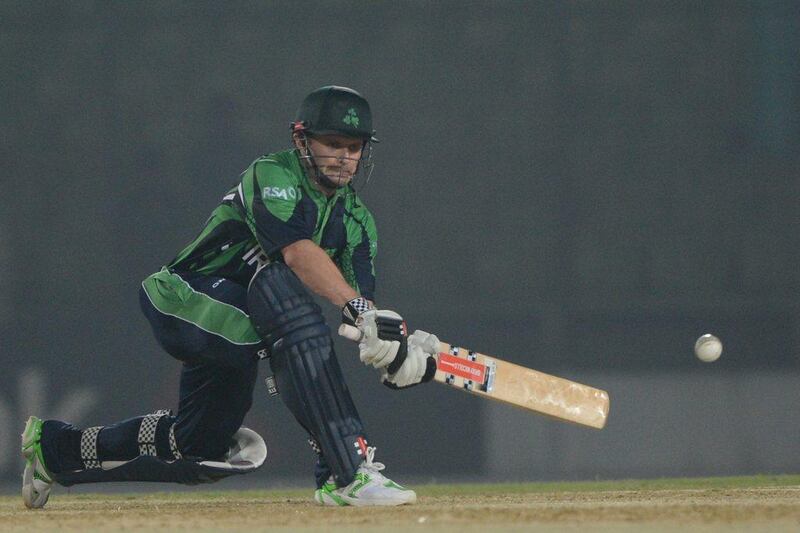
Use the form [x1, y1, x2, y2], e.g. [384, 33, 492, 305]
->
[438, 353, 486, 382]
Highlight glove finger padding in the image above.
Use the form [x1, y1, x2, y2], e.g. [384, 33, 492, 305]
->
[408, 329, 440, 355]
[382, 357, 437, 390]
[357, 312, 402, 369]
[360, 337, 400, 368]
[377, 316, 406, 343]
[381, 342, 437, 390]
[355, 310, 408, 372]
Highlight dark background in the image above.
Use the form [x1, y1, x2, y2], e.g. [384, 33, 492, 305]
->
[1, 1, 798, 487]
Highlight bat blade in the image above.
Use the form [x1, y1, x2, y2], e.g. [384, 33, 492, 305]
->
[338, 325, 609, 428]
[435, 343, 609, 429]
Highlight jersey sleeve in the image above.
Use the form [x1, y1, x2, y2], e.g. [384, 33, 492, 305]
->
[337, 207, 378, 301]
[240, 159, 313, 258]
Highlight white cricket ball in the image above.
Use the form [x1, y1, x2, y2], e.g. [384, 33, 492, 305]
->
[694, 334, 723, 363]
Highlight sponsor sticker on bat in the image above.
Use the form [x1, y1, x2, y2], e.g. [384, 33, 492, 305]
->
[437, 353, 486, 382]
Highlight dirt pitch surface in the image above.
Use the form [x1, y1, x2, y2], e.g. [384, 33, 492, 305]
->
[3, 476, 800, 532]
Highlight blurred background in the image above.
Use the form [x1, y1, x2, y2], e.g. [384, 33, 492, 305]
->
[1, 1, 798, 490]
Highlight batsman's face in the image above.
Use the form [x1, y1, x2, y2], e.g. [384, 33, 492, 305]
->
[306, 134, 363, 187]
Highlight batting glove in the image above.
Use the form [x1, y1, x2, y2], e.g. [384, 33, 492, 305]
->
[381, 330, 439, 390]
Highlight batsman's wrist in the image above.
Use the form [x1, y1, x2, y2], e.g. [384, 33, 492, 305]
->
[342, 296, 372, 326]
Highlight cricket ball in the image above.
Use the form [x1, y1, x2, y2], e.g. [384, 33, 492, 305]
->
[694, 334, 723, 363]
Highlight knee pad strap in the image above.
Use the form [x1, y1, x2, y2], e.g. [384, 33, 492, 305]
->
[137, 409, 171, 457]
[80, 426, 103, 470]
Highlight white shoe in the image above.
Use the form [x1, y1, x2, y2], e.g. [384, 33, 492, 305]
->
[314, 479, 349, 506]
[21, 416, 54, 509]
[314, 447, 416, 507]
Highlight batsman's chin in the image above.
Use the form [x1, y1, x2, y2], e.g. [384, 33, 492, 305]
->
[327, 175, 354, 187]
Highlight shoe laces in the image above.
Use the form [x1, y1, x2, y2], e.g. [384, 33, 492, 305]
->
[360, 446, 386, 476]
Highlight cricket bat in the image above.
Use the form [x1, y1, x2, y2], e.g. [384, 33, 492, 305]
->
[339, 325, 609, 429]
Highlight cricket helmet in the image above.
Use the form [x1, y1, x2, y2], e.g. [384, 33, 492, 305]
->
[292, 86, 378, 143]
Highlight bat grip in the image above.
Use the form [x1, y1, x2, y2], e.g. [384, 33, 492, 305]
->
[338, 323, 364, 342]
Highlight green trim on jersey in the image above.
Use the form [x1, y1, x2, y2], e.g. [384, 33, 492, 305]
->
[141, 268, 262, 345]
[168, 203, 257, 278]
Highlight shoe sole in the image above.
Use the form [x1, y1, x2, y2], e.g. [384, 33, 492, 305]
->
[21, 416, 52, 509]
[341, 492, 417, 506]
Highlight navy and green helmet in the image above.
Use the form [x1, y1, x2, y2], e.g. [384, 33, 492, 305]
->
[292, 86, 379, 143]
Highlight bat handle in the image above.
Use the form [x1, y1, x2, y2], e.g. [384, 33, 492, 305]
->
[338, 324, 364, 342]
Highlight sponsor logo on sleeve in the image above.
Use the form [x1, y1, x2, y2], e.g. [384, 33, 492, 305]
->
[263, 187, 298, 201]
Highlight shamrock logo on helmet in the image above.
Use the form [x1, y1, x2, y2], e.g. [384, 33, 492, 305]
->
[343, 108, 360, 128]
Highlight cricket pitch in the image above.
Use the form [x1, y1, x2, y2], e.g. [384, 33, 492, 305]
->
[2, 475, 800, 532]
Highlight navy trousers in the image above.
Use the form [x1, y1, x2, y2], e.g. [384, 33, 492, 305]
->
[41, 274, 335, 487]
[138, 274, 264, 460]
[41, 275, 263, 473]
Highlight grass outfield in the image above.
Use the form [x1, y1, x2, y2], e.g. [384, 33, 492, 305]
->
[2, 475, 799, 532]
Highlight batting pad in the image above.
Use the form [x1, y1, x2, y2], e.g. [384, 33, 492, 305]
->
[247, 262, 368, 487]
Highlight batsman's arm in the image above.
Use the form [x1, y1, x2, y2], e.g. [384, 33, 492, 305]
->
[284, 240, 411, 373]
[282, 239, 359, 307]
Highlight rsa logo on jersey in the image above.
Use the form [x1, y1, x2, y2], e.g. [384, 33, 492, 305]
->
[263, 187, 298, 201]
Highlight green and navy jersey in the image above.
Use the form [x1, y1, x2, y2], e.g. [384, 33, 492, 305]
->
[170, 149, 376, 295]
[163, 149, 377, 296]
[141, 149, 378, 345]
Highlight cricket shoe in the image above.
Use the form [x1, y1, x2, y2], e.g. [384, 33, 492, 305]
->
[314, 447, 416, 507]
[21, 416, 55, 509]
[314, 480, 349, 506]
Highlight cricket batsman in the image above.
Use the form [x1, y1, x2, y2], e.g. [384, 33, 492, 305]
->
[21, 86, 440, 508]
